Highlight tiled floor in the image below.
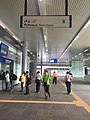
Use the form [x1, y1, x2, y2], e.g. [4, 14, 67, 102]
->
[0, 79, 90, 120]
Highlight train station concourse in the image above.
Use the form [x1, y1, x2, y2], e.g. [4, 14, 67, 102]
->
[0, 0, 90, 120]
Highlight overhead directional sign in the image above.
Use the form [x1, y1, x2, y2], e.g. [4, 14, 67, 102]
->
[20, 15, 72, 28]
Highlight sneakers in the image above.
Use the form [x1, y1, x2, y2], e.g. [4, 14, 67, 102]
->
[48, 92, 51, 97]
[20, 90, 23, 92]
[45, 93, 51, 99]
[45, 94, 47, 99]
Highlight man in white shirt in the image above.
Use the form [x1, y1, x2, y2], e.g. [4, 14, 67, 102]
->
[65, 71, 73, 95]
[5, 71, 10, 91]
[35, 71, 42, 93]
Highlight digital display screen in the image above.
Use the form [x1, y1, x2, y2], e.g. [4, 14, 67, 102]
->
[50, 59, 57, 63]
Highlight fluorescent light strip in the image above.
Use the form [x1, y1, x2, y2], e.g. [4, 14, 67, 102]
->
[13, 35, 18, 40]
[84, 19, 90, 29]
[75, 55, 77, 58]
[44, 35, 46, 41]
[84, 49, 88, 52]
[74, 35, 79, 41]
[45, 44, 47, 47]
[65, 49, 67, 53]
[68, 44, 72, 48]
[79, 53, 82, 55]
[27, 49, 29, 52]
[0, 21, 6, 29]
[0, 20, 20, 41]
[46, 49, 48, 52]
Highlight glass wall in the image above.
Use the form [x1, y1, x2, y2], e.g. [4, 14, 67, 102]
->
[71, 61, 84, 77]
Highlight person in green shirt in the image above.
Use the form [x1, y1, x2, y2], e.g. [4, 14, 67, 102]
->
[43, 70, 52, 99]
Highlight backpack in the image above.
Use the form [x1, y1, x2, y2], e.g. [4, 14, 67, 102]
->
[19, 76, 21, 81]
[13, 74, 17, 80]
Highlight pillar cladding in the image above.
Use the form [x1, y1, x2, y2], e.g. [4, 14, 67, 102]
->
[22, 40, 28, 73]
[33, 56, 37, 78]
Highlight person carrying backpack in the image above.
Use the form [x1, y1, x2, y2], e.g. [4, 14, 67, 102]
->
[65, 71, 73, 95]
[10, 70, 17, 91]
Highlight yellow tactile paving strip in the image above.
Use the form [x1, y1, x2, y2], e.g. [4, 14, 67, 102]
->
[59, 80, 90, 113]
[0, 99, 75, 105]
[0, 80, 90, 114]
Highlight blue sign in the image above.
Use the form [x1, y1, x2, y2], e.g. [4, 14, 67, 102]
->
[50, 59, 57, 63]
[0, 57, 13, 64]
[0, 42, 9, 57]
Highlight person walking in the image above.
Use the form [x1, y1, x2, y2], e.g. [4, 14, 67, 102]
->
[5, 71, 10, 91]
[53, 71, 58, 84]
[10, 70, 14, 91]
[65, 71, 73, 95]
[24, 71, 31, 95]
[1, 70, 5, 90]
[20, 72, 25, 92]
[43, 70, 52, 99]
[35, 71, 42, 93]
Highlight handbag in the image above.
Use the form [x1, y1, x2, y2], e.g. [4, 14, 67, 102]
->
[27, 77, 32, 85]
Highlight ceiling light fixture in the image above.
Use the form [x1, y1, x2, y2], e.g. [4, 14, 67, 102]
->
[74, 35, 79, 41]
[84, 19, 90, 29]
[65, 49, 68, 53]
[84, 49, 88, 52]
[44, 35, 46, 41]
[68, 44, 72, 48]
[45, 44, 47, 47]
[0, 20, 6, 29]
[13, 35, 18, 40]
[79, 53, 82, 55]
[0, 20, 20, 42]
[46, 49, 48, 52]
[75, 55, 77, 58]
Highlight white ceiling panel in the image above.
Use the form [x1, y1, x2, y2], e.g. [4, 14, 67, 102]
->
[0, 0, 90, 63]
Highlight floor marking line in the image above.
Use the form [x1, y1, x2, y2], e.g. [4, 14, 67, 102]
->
[0, 100, 76, 105]
[59, 80, 90, 113]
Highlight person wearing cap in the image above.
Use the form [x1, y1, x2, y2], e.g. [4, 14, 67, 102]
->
[43, 70, 52, 99]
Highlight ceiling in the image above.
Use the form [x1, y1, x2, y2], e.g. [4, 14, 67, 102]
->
[0, 0, 90, 63]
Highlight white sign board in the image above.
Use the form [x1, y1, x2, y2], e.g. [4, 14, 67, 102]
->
[20, 15, 72, 28]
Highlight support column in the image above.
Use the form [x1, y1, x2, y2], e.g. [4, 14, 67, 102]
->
[22, 40, 28, 72]
[33, 56, 37, 78]
[41, 51, 43, 75]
